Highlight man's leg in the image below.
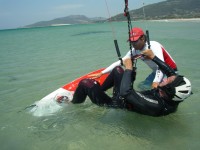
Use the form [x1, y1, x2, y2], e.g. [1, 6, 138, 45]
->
[101, 66, 124, 94]
[72, 79, 112, 106]
[138, 71, 155, 90]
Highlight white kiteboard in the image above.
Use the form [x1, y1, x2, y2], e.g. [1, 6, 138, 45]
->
[28, 68, 109, 116]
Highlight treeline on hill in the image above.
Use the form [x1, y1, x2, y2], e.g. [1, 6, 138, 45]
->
[111, 0, 200, 21]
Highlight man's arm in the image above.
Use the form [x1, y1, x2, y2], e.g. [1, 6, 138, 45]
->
[120, 58, 134, 97]
[151, 42, 165, 88]
[142, 50, 176, 77]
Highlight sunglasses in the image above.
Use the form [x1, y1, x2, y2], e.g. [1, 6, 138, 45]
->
[130, 36, 143, 45]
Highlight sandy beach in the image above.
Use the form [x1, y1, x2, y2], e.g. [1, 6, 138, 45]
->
[149, 18, 200, 22]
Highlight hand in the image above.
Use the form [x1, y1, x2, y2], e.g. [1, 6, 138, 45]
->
[151, 82, 159, 89]
[123, 58, 133, 70]
[141, 49, 155, 60]
[88, 72, 103, 79]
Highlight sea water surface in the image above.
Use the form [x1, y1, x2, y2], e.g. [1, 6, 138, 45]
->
[0, 21, 200, 150]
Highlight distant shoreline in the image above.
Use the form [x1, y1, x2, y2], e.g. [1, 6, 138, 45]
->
[1, 18, 199, 31]
[148, 18, 200, 22]
[51, 24, 71, 26]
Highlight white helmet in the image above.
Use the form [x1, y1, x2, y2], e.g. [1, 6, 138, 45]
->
[172, 77, 192, 101]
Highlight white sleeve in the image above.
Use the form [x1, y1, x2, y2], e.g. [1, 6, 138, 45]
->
[151, 42, 164, 61]
[153, 69, 164, 83]
[102, 50, 131, 74]
[102, 60, 121, 74]
[151, 41, 164, 83]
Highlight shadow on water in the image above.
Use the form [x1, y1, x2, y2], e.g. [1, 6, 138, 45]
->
[71, 31, 111, 36]
[8, 76, 18, 81]
[25, 101, 199, 150]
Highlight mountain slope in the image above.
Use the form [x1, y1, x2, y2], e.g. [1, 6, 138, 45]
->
[111, 0, 200, 21]
[25, 0, 200, 28]
[25, 15, 105, 28]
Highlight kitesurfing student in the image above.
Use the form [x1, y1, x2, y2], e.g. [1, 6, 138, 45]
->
[70, 49, 191, 116]
[120, 49, 192, 116]
[92, 27, 178, 90]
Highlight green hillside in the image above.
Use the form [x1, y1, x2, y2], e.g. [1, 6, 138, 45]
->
[111, 0, 200, 21]
[25, 0, 200, 28]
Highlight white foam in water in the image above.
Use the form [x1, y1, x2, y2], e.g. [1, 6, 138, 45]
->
[29, 88, 73, 117]
[29, 98, 62, 117]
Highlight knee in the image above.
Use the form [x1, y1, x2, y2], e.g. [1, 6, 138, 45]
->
[113, 66, 124, 74]
[79, 78, 99, 88]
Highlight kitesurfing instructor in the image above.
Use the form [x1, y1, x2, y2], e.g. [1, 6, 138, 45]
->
[92, 27, 178, 90]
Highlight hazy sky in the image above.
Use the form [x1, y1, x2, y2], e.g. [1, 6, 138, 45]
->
[0, 0, 165, 30]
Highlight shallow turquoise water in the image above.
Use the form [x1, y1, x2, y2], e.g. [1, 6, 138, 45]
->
[0, 21, 200, 150]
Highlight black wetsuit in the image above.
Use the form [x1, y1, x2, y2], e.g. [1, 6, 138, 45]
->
[72, 66, 124, 107]
[120, 56, 180, 116]
[72, 56, 180, 116]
